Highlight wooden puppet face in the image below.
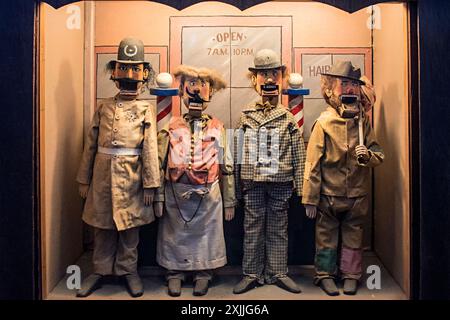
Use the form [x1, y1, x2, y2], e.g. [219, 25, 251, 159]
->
[181, 76, 212, 112]
[112, 62, 148, 95]
[333, 78, 361, 97]
[252, 68, 283, 96]
[329, 78, 362, 118]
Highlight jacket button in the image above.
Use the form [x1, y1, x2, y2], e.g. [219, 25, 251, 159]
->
[115, 115, 120, 120]
[112, 141, 118, 145]
[113, 128, 118, 133]
[117, 103, 123, 107]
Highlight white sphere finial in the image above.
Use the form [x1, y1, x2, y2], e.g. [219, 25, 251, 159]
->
[288, 73, 303, 88]
[156, 72, 173, 88]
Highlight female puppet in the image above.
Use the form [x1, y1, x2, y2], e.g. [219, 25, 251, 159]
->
[302, 61, 384, 296]
[154, 65, 235, 297]
[76, 37, 159, 298]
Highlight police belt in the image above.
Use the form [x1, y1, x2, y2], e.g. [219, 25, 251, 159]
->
[97, 146, 142, 156]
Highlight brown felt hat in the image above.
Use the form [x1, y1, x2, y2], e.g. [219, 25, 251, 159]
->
[321, 60, 365, 85]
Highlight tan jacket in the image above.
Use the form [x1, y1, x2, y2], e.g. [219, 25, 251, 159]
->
[302, 107, 384, 206]
[76, 96, 160, 231]
[155, 114, 236, 208]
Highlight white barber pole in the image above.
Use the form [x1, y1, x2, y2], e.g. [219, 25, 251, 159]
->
[150, 73, 179, 131]
[282, 73, 310, 135]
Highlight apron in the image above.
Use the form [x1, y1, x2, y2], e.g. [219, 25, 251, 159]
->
[156, 180, 227, 270]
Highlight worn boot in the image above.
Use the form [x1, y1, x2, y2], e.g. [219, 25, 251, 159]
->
[274, 276, 302, 294]
[319, 278, 340, 296]
[233, 276, 260, 294]
[124, 273, 144, 298]
[193, 279, 209, 296]
[343, 279, 359, 295]
[168, 278, 182, 297]
[76, 273, 103, 298]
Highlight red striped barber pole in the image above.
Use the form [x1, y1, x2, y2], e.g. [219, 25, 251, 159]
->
[150, 73, 179, 132]
[288, 94, 305, 135]
[156, 96, 173, 131]
[282, 73, 310, 136]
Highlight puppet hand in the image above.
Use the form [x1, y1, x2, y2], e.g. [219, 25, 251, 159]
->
[305, 204, 317, 219]
[154, 201, 164, 217]
[144, 188, 155, 206]
[224, 207, 235, 221]
[79, 184, 89, 199]
[355, 145, 370, 164]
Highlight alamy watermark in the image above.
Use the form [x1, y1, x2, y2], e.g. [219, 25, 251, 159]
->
[66, 4, 81, 30]
[66, 265, 81, 290]
[367, 5, 382, 30]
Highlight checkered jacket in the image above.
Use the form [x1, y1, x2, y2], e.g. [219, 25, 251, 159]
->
[234, 102, 306, 198]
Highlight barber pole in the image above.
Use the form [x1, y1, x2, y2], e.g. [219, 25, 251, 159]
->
[150, 73, 179, 131]
[282, 73, 309, 135]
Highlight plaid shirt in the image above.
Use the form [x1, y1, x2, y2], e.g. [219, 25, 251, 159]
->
[234, 102, 306, 198]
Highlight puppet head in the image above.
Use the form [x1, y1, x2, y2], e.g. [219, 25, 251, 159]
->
[173, 65, 227, 118]
[248, 49, 287, 97]
[320, 60, 365, 118]
[107, 37, 154, 99]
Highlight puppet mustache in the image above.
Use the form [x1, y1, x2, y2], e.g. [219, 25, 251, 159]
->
[111, 78, 144, 92]
[340, 94, 359, 105]
[186, 87, 210, 103]
[261, 84, 279, 91]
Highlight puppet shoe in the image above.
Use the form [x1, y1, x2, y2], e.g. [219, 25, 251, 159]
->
[193, 279, 209, 296]
[233, 276, 260, 294]
[76, 274, 103, 298]
[343, 279, 359, 295]
[168, 278, 182, 297]
[124, 273, 144, 298]
[319, 278, 340, 296]
[274, 276, 302, 294]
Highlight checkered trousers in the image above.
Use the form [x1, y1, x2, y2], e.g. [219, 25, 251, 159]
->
[242, 181, 293, 284]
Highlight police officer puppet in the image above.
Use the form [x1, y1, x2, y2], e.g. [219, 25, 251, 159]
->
[302, 61, 384, 296]
[76, 37, 160, 298]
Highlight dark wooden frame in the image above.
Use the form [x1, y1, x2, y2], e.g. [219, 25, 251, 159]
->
[1, 0, 449, 300]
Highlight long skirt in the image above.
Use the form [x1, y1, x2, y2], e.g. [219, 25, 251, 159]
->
[156, 180, 227, 270]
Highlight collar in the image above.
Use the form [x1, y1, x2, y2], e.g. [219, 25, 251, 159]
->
[114, 94, 136, 104]
[182, 113, 212, 127]
[256, 101, 277, 115]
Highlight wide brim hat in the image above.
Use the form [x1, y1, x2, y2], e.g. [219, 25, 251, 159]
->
[109, 37, 149, 65]
[321, 60, 365, 85]
[248, 49, 286, 72]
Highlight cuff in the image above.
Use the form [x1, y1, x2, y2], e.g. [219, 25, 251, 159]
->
[223, 200, 237, 208]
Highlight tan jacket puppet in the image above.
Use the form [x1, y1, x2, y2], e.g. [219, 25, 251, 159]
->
[302, 61, 384, 296]
[76, 37, 160, 298]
